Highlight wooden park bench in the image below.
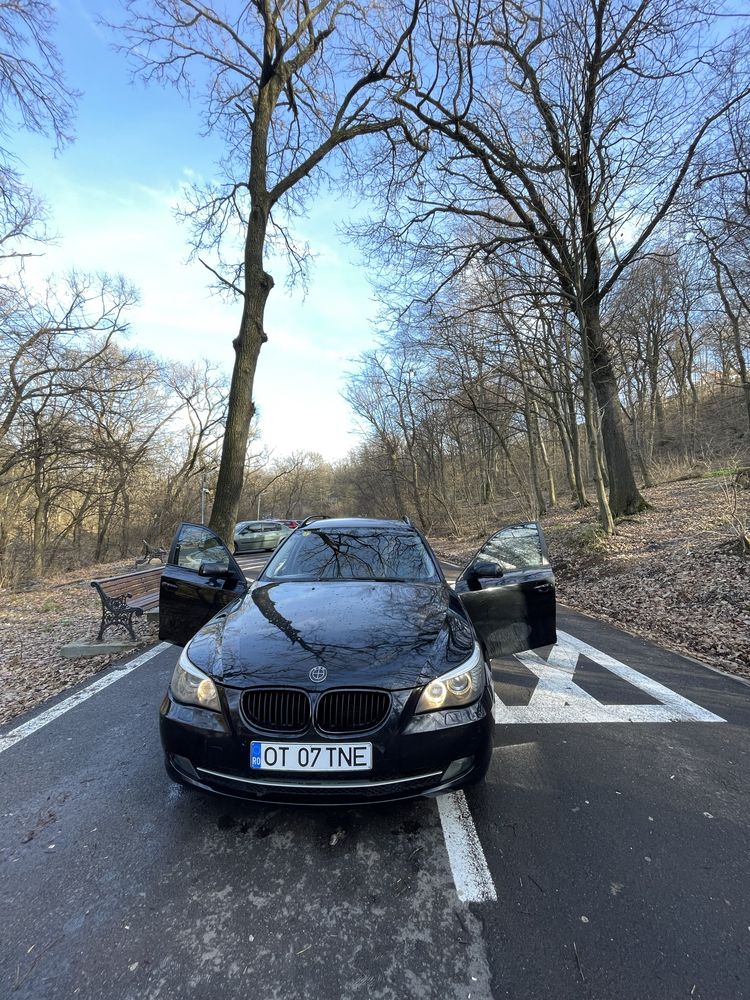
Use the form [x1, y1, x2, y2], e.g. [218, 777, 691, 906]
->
[134, 539, 168, 567]
[90, 566, 163, 641]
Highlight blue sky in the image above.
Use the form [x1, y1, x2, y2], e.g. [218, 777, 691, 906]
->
[14, 0, 379, 461]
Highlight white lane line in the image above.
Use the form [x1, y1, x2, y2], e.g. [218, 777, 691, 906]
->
[437, 791, 497, 903]
[0, 642, 172, 755]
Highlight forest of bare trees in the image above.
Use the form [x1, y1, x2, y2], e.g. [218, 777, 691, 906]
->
[341, 244, 750, 536]
[1, 0, 749, 584]
[341, 0, 750, 536]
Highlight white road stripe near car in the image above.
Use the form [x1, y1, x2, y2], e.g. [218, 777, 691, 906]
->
[437, 791, 497, 903]
[0, 623, 727, 909]
[0, 643, 172, 755]
[493, 630, 725, 725]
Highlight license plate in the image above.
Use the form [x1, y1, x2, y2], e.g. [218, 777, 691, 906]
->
[250, 741, 372, 772]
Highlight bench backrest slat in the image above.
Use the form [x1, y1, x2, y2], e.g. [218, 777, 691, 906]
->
[92, 567, 163, 599]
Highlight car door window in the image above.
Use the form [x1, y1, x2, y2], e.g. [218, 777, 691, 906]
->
[473, 523, 549, 574]
[161, 523, 247, 646]
[455, 522, 556, 657]
[174, 523, 232, 572]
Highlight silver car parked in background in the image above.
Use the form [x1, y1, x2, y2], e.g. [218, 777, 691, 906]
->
[233, 520, 292, 553]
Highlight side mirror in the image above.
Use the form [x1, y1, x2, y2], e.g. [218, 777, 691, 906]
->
[199, 561, 233, 578]
[472, 559, 503, 579]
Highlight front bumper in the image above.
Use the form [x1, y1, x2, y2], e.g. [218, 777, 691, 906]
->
[159, 684, 494, 805]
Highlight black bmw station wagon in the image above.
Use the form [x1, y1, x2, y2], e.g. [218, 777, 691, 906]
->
[158, 517, 556, 804]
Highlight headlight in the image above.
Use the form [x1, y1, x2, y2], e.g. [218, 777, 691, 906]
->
[170, 647, 221, 712]
[416, 643, 484, 713]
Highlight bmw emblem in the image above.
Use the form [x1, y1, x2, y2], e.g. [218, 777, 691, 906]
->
[309, 665, 327, 683]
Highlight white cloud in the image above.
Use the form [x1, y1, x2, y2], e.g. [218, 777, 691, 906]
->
[20, 173, 374, 460]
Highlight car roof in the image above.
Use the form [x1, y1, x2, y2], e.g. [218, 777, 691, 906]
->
[299, 517, 417, 531]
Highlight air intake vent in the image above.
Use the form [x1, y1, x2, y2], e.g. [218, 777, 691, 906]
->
[316, 689, 390, 734]
[243, 689, 310, 734]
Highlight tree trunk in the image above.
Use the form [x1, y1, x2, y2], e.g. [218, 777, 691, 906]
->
[556, 415, 578, 499]
[521, 382, 546, 516]
[94, 489, 120, 564]
[627, 404, 655, 488]
[386, 443, 405, 515]
[209, 204, 272, 544]
[571, 423, 589, 507]
[562, 390, 589, 507]
[710, 255, 750, 437]
[555, 329, 589, 506]
[582, 303, 646, 517]
[532, 401, 556, 508]
[403, 436, 429, 530]
[31, 494, 48, 578]
[120, 488, 131, 558]
[729, 317, 750, 435]
[582, 358, 615, 535]
[209, 90, 277, 545]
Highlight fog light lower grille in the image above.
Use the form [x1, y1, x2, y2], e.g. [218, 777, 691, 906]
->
[441, 757, 474, 782]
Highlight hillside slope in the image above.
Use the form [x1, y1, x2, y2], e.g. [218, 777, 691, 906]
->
[435, 477, 750, 677]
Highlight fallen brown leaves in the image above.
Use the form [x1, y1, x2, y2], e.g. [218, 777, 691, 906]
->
[0, 557, 158, 727]
[1, 478, 747, 730]
[434, 477, 750, 679]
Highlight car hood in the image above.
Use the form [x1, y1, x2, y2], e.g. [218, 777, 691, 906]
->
[185, 579, 471, 689]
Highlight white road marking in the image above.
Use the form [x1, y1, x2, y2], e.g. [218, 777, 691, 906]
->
[437, 791, 497, 903]
[0, 643, 172, 755]
[493, 630, 725, 724]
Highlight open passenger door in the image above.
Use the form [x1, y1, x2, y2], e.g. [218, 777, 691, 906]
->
[159, 523, 248, 646]
[454, 522, 556, 658]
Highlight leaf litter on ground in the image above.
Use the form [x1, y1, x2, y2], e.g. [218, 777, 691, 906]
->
[433, 478, 749, 680]
[1, 477, 747, 728]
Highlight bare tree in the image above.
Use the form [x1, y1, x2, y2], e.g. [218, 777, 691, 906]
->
[361, 0, 750, 523]
[0, 1, 77, 257]
[0, 272, 138, 463]
[117, 0, 420, 542]
[692, 106, 750, 436]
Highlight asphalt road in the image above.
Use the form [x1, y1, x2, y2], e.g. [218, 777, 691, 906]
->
[1, 555, 748, 1000]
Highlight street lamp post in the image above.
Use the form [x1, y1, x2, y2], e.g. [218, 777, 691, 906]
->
[256, 492, 264, 520]
[200, 477, 211, 524]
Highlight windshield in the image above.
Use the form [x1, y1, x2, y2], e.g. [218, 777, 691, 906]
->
[261, 527, 440, 582]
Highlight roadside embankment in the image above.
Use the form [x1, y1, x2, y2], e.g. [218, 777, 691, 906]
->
[433, 477, 750, 679]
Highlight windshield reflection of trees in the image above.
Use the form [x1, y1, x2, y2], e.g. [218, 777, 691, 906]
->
[266, 530, 436, 582]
